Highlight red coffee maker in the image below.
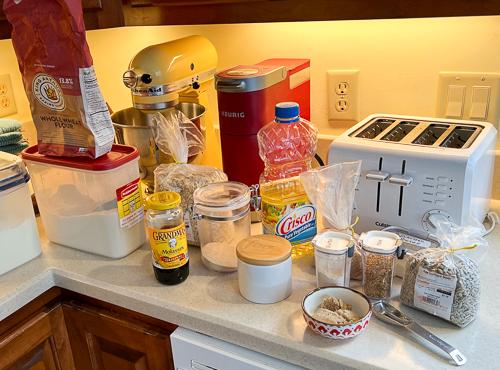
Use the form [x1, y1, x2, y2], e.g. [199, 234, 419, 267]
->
[215, 59, 310, 187]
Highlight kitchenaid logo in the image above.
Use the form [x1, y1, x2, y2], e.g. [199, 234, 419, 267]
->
[375, 221, 391, 228]
[221, 111, 245, 118]
[276, 205, 316, 239]
[32, 73, 65, 111]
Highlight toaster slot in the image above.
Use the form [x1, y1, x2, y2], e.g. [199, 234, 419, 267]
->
[440, 126, 480, 149]
[381, 121, 418, 142]
[412, 124, 448, 146]
[353, 119, 395, 139]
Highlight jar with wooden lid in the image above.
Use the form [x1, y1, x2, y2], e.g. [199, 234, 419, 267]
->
[236, 235, 292, 304]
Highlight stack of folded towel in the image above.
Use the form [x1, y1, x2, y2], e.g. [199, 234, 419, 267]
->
[0, 118, 29, 155]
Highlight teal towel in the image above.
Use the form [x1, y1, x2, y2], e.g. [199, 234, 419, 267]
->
[0, 119, 22, 134]
[0, 139, 29, 155]
[0, 131, 23, 146]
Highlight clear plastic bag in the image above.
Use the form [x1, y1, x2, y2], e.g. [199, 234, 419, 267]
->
[154, 164, 227, 246]
[152, 110, 204, 164]
[400, 217, 487, 327]
[300, 161, 362, 278]
[151, 110, 226, 245]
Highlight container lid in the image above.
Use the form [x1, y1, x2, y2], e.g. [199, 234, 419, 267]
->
[21, 144, 139, 171]
[236, 235, 292, 266]
[193, 181, 250, 212]
[275, 102, 300, 120]
[146, 191, 181, 211]
[0, 152, 30, 193]
[360, 231, 401, 254]
[312, 231, 354, 255]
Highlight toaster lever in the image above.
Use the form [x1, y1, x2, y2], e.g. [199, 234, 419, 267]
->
[365, 171, 390, 182]
[388, 175, 413, 186]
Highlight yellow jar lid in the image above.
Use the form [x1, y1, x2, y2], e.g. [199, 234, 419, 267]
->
[146, 191, 181, 210]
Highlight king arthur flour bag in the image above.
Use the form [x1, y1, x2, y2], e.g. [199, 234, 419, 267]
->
[4, 0, 114, 158]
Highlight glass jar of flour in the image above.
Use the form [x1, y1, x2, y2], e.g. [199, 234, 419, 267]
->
[193, 181, 251, 272]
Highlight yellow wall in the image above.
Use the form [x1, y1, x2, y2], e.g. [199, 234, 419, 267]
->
[1, 16, 500, 136]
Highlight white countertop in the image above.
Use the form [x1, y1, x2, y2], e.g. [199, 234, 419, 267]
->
[1, 218, 499, 370]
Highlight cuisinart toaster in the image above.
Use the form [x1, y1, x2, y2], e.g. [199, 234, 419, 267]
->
[328, 114, 497, 233]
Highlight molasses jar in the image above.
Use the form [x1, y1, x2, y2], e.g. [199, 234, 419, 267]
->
[146, 191, 189, 285]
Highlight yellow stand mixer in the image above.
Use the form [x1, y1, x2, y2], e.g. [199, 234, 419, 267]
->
[112, 35, 221, 193]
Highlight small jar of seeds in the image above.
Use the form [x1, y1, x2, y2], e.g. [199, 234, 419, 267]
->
[360, 231, 403, 299]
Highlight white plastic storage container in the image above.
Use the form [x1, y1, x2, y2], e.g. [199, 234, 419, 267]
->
[22, 144, 146, 258]
[0, 152, 41, 275]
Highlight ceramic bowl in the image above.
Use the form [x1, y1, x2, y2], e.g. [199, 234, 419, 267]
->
[302, 286, 372, 340]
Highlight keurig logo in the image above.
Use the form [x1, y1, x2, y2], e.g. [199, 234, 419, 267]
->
[221, 111, 245, 118]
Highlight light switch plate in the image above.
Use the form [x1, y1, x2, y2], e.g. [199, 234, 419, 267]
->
[436, 72, 500, 128]
[0, 74, 17, 117]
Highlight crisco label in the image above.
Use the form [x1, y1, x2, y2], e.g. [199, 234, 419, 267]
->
[148, 224, 189, 269]
[262, 201, 317, 245]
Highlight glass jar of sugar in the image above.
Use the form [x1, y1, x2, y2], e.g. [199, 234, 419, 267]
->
[312, 231, 355, 288]
[193, 181, 251, 272]
[360, 231, 403, 299]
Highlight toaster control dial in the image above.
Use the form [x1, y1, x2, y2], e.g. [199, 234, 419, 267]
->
[422, 209, 453, 232]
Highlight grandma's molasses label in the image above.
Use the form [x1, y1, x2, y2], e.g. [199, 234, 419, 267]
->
[148, 224, 189, 269]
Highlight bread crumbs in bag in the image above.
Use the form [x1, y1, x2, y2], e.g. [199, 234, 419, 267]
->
[4, 0, 115, 158]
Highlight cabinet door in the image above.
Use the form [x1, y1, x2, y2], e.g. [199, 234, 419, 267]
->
[62, 302, 175, 370]
[0, 305, 75, 370]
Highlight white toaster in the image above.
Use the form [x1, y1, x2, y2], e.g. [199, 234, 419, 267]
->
[328, 114, 497, 234]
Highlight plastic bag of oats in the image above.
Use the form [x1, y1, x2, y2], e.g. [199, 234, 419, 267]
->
[400, 217, 487, 327]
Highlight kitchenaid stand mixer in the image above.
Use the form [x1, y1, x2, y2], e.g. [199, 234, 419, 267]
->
[112, 35, 220, 193]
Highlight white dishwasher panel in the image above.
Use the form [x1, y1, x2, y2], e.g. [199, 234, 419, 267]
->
[171, 327, 306, 370]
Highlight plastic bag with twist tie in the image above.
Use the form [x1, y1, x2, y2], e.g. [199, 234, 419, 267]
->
[400, 216, 487, 327]
[152, 110, 227, 246]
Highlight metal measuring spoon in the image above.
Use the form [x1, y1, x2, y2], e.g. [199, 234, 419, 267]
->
[372, 301, 467, 366]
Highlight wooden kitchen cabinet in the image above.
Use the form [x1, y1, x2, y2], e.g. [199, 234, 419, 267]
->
[0, 288, 176, 370]
[123, 0, 500, 25]
[62, 302, 175, 370]
[0, 304, 75, 370]
[0, 0, 125, 40]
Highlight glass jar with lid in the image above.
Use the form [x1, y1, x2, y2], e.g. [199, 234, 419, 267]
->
[193, 181, 251, 272]
[146, 191, 189, 285]
[312, 231, 355, 288]
[360, 230, 403, 299]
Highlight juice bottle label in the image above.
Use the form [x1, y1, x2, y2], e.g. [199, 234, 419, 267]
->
[261, 200, 317, 244]
[148, 224, 189, 269]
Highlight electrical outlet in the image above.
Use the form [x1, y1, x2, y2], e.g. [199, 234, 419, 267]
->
[436, 72, 500, 127]
[328, 69, 359, 121]
[0, 74, 17, 117]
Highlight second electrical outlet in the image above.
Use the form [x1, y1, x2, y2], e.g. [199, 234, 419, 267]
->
[328, 69, 359, 121]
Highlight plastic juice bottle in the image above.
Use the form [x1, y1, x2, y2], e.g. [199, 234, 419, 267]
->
[257, 102, 318, 258]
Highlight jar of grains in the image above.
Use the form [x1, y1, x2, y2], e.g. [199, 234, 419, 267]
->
[360, 231, 403, 299]
[193, 182, 251, 272]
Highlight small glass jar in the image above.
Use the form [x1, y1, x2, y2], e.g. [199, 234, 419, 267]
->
[146, 191, 189, 285]
[193, 182, 251, 272]
[360, 231, 403, 299]
[312, 231, 355, 287]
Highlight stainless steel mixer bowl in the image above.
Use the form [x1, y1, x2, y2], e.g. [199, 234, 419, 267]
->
[112, 102, 206, 192]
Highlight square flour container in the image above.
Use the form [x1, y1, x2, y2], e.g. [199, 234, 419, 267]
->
[22, 144, 146, 258]
[0, 152, 41, 275]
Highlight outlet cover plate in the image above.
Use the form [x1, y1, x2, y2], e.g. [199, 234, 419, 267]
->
[436, 72, 500, 128]
[328, 69, 359, 121]
[0, 74, 17, 117]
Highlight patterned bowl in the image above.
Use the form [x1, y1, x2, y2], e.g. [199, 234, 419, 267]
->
[302, 286, 372, 340]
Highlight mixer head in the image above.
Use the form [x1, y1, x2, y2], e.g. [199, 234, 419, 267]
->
[123, 35, 217, 110]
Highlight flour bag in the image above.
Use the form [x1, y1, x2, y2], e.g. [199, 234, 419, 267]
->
[4, 0, 115, 158]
